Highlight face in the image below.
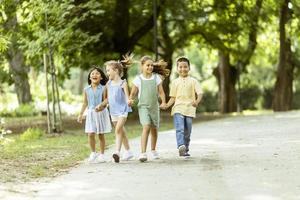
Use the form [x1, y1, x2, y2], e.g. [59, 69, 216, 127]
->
[89, 69, 102, 84]
[177, 61, 190, 77]
[106, 65, 117, 80]
[141, 59, 154, 74]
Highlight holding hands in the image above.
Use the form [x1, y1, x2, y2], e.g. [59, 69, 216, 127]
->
[95, 103, 106, 112]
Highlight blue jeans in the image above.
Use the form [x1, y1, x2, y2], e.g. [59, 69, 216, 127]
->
[173, 113, 193, 152]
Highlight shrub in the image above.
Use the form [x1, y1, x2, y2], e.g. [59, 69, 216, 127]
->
[20, 128, 44, 141]
[0, 104, 39, 118]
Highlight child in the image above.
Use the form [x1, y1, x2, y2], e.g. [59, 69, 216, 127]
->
[77, 66, 112, 163]
[165, 57, 203, 157]
[128, 56, 169, 162]
[104, 57, 134, 163]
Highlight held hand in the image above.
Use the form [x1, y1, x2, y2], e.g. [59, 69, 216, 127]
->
[159, 103, 167, 110]
[128, 99, 134, 107]
[96, 104, 106, 112]
[192, 101, 199, 107]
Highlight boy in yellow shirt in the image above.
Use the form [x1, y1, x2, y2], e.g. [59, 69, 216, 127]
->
[165, 57, 203, 157]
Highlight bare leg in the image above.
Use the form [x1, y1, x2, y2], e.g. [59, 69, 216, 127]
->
[98, 134, 105, 154]
[141, 125, 151, 153]
[150, 127, 158, 151]
[88, 133, 96, 152]
[122, 127, 130, 150]
[114, 118, 127, 152]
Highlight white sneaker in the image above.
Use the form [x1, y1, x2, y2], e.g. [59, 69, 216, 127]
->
[95, 153, 106, 163]
[122, 151, 134, 161]
[88, 152, 98, 163]
[151, 150, 160, 159]
[139, 153, 147, 162]
[178, 145, 186, 156]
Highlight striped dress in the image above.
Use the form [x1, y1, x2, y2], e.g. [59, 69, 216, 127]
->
[84, 84, 111, 134]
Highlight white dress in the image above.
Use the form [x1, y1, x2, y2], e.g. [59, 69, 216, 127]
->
[84, 85, 111, 134]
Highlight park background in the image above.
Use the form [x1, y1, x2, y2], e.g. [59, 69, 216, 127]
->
[0, 0, 300, 183]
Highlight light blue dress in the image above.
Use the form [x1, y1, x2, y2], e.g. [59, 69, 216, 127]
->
[84, 84, 111, 134]
[107, 80, 132, 117]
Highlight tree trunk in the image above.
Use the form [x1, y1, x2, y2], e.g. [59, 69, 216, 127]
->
[272, 0, 294, 111]
[7, 46, 32, 104]
[215, 51, 237, 113]
[5, 12, 32, 105]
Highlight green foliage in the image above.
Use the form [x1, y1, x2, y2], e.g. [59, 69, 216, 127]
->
[197, 91, 219, 113]
[19, 128, 44, 141]
[0, 104, 39, 117]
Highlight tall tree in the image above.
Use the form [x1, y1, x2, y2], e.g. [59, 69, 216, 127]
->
[1, 0, 32, 104]
[272, 0, 295, 111]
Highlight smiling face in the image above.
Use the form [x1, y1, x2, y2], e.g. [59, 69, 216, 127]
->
[106, 65, 117, 80]
[89, 69, 102, 85]
[177, 61, 190, 77]
[141, 59, 154, 75]
[177, 62, 190, 77]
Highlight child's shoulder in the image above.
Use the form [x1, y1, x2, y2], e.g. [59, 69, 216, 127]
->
[84, 85, 91, 91]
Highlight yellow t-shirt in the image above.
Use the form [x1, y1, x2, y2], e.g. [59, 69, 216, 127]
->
[169, 76, 203, 117]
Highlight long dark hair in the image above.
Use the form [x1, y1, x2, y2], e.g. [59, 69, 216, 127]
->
[87, 66, 108, 85]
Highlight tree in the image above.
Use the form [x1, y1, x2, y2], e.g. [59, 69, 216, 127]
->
[1, 0, 32, 104]
[272, 0, 296, 111]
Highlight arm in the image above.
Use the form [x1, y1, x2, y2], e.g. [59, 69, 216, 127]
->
[192, 93, 203, 107]
[158, 83, 166, 108]
[128, 85, 138, 106]
[192, 80, 203, 107]
[165, 97, 175, 109]
[96, 85, 108, 112]
[77, 91, 88, 123]
[122, 81, 130, 103]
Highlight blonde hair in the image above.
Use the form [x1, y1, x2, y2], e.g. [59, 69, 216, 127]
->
[105, 54, 133, 77]
[140, 56, 170, 77]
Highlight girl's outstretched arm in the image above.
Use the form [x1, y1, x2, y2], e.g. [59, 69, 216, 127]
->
[122, 81, 130, 103]
[96, 85, 108, 112]
[165, 97, 175, 110]
[158, 83, 166, 109]
[128, 85, 138, 106]
[78, 91, 88, 123]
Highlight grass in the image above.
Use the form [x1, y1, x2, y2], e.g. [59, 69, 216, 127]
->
[0, 111, 229, 183]
[0, 122, 174, 183]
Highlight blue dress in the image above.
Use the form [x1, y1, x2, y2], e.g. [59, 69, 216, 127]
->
[107, 80, 132, 117]
[84, 84, 111, 134]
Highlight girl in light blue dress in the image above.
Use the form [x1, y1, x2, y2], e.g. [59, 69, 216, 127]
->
[105, 57, 134, 163]
[78, 67, 112, 163]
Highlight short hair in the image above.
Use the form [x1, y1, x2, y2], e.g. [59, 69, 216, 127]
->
[176, 57, 190, 67]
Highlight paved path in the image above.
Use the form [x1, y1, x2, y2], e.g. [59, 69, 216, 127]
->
[1, 111, 300, 200]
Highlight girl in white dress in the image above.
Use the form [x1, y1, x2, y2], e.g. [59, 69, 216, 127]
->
[78, 67, 112, 163]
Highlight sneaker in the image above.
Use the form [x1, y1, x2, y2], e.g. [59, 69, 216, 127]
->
[112, 153, 120, 163]
[122, 151, 134, 161]
[88, 152, 98, 163]
[178, 145, 186, 156]
[95, 153, 106, 163]
[183, 152, 190, 158]
[139, 153, 147, 162]
[151, 150, 160, 159]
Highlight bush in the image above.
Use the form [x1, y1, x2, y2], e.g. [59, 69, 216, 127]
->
[240, 86, 262, 110]
[0, 104, 39, 117]
[20, 128, 44, 141]
[197, 91, 218, 112]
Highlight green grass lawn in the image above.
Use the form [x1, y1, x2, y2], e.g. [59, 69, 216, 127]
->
[0, 122, 174, 183]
